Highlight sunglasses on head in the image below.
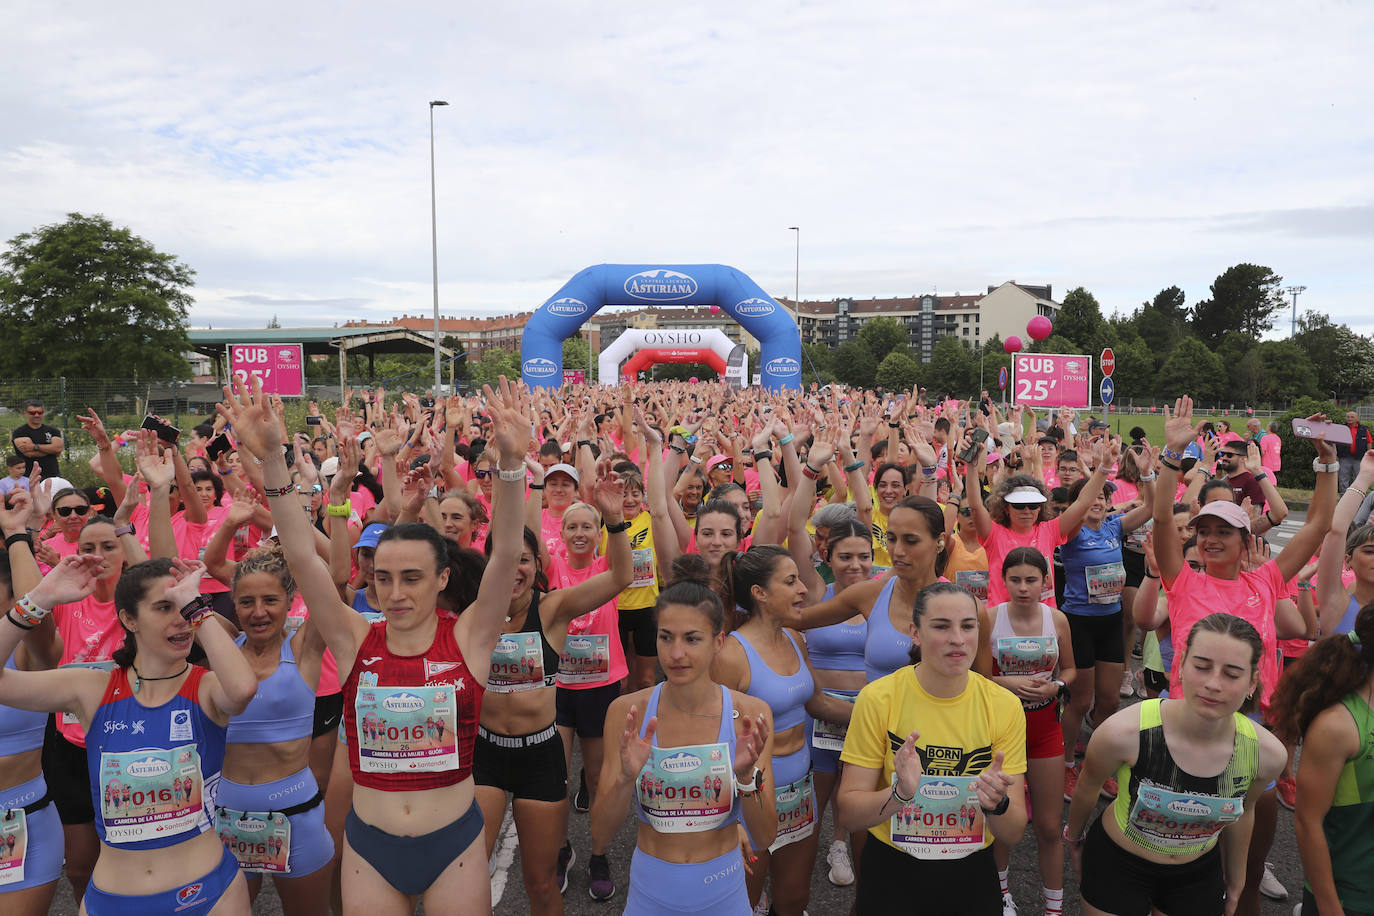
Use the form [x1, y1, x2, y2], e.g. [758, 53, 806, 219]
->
[57, 504, 91, 518]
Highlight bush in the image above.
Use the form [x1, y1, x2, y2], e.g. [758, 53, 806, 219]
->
[1275, 397, 1340, 489]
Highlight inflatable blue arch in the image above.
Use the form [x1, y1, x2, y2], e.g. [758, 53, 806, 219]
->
[520, 264, 802, 390]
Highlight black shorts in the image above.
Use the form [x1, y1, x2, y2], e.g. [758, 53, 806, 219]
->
[472, 724, 567, 802]
[313, 691, 344, 738]
[618, 605, 656, 658]
[1080, 817, 1224, 916]
[1068, 610, 1125, 668]
[41, 715, 94, 825]
[556, 682, 621, 739]
[856, 837, 1000, 916]
[1142, 668, 1169, 694]
[1123, 548, 1146, 589]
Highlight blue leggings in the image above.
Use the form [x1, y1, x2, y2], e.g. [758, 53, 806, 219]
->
[625, 846, 752, 915]
[83, 847, 240, 916]
[0, 774, 62, 891]
[217, 767, 333, 877]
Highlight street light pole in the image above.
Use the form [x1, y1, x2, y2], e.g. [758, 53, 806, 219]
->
[788, 227, 799, 317]
[1285, 285, 1306, 338]
[429, 100, 449, 394]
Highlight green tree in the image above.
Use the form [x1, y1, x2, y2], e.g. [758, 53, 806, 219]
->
[1191, 264, 1285, 345]
[833, 341, 877, 389]
[1150, 285, 1189, 324]
[1109, 336, 1155, 402]
[977, 335, 1012, 395]
[1155, 338, 1224, 402]
[0, 213, 194, 378]
[857, 317, 909, 363]
[563, 336, 590, 370]
[1293, 311, 1374, 399]
[925, 337, 975, 395]
[1253, 340, 1318, 404]
[468, 349, 519, 389]
[801, 342, 835, 383]
[875, 350, 921, 391]
[1054, 287, 1107, 352]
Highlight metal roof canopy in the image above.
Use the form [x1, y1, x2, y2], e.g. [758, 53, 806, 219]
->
[188, 327, 455, 389]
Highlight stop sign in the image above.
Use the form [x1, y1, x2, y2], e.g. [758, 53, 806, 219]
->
[1100, 347, 1115, 378]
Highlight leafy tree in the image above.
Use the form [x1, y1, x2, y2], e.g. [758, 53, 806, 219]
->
[925, 337, 975, 396]
[801, 342, 835, 383]
[1252, 340, 1318, 404]
[857, 317, 909, 363]
[266, 314, 281, 329]
[1029, 333, 1078, 356]
[875, 350, 921, 391]
[1109, 336, 1155, 402]
[833, 341, 877, 389]
[563, 336, 590, 370]
[0, 213, 194, 378]
[1191, 264, 1285, 345]
[1215, 333, 1258, 402]
[468, 349, 519, 389]
[1150, 285, 1189, 323]
[1054, 287, 1107, 352]
[1293, 312, 1374, 399]
[977, 334, 1012, 395]
[1155, 337, 1224, 402]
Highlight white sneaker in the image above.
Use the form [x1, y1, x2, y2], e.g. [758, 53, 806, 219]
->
[1120, 667, 1138, 698]
[826, 839, 855, 886]
[1260, 862, 1288, 900]
[1002, 891, 1018, 916]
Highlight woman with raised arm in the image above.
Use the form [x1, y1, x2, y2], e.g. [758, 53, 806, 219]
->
[0, 554, 257, 915]
[474, 472, 632, 915]
[588, 576, 774, 913]
[220, 375, 532, 916]
[1315, 451, 1374, 638]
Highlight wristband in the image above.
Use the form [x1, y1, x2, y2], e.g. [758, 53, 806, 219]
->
[604, 519, 631, 534]
[216, 469, 234, 475]
[689, 455, 703, 464]
[920, 465, 937, 478]
[577, 440, 593, 450]
[1313, 459, 1340, 473]
[497, 467, 525, 482]
[114, 524, 135, 538]
[843, 460, 866, 473]
[262, 484, 292, 497]
[980, 794, 1010, 816]
[752, 449, 773, 461]
[777, 433, 795, 446]
[1142, 570, 1158, 578]
[888, 422, 901, 429]
[326, 503, 352, 518]
[4, 532, 32, 550]
[14, 593, 51, 626]
[1161, 447, 1184, 461]
[735, 767, 763, 796]
[890, 783, 915, 806]
[801, 464, 822, 480]
[1137, 472, 1157, 482]
[669, 445, 685, 454]
[1253, 471, 1269, 483]
[179, 595, 216, 630]
[528, 483, 545, 490]
[1158, 458, 1181, 471]
[6, 610, 35, 631]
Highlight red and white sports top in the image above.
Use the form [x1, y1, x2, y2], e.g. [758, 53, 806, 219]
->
[341, 616, 482, 791]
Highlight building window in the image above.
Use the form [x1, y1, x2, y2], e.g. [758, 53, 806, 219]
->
[963, 315, 969, 323]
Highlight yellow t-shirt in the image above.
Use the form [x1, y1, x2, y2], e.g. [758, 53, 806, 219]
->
[602, 510, 658, 610]
[840, 666, 1027, 851]
[870, 503, 891, 568]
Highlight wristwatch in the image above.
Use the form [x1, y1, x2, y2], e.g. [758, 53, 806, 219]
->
[735, 767, 763, 796]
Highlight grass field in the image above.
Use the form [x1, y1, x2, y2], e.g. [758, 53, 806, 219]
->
[1049, 410, 1255, 447]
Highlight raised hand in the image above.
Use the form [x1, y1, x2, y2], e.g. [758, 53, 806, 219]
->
[484, 377, 532, 465]
[373, 427, 406, 458]
[733, 712, 770, 778]
[164, 559, 209, 609]
[28, 554, 105, 608]
[79, 408, 112, 450]
[971, 750, 1013, 812]
[218, 377, 285, 460]
[112, 475, 145, 527]
[591, 468, 626, 524]
[1162, 396, 1200, 453]
[1244, 441, 1264, 475]
[134, 430, 175, 492]
[0, 489, 31, 536]
[893, 730, 924, 797]
[619, 708, 655, 779]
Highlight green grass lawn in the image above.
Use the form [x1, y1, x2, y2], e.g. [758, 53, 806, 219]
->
[1056, 410, 1251, 446]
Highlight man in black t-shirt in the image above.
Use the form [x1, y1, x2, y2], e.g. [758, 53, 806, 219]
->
[12, 399, 63, 479]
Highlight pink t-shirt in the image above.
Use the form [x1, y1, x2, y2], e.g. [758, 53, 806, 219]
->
[1164, 560, 1286, 713]
[1260, 434, 1282, 474]
[42, 533, 82, 571]
[282, 593, 341, 696]
[54, 594, 124, 746]
[546, 554, 627, 689]
[980, 521, 1068, 607]
[541, 509, 570, 562]
[1110, 480, 1140, 506]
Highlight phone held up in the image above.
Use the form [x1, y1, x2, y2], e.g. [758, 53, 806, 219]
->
[959, 428, 990, 463]
[140, 414, 181, 445]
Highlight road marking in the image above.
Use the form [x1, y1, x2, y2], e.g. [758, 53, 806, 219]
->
[489, 809, 517, 905]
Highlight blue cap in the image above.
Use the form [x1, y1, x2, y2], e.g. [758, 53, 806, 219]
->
[353, 523, 390, 550]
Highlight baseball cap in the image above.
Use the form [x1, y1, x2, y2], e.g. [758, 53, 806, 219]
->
[1189, 501, 1251, 532]
[353, 522, 390, 549]
[546, 463, 579, 484]
[706, 455, 732, 471]
[319, 456, 339, 477]
[1088, 419, 1110, 432]
[1004, 486, 1048, 505]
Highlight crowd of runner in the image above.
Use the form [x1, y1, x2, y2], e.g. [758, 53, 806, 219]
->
[0, 377, 1369, 916]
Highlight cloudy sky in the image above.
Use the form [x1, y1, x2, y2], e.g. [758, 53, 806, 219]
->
[3, 1, 1370, 337]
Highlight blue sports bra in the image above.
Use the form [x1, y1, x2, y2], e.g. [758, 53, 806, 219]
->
[730, 630, 813, 732]
[1334, 594, 1360, 636]
[864, 577, 912, 682]
[806, 584, 868, 672]
[633, 683, 740, 830]
[0, 652, 46, 756]
[352, 587, 381, 615]
[226, 634, 316, 744]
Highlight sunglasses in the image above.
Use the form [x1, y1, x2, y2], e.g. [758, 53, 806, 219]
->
[57, 504, 91, 518]
[475, 469, 491, 479]
[1186, 560, 1205, 571]
[716, 463, 733, 471]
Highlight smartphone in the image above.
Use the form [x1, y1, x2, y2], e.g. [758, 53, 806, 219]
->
[141, 414, 181, 445]
[958, 428, 990, 463]
[205, 433, 232, 461]
[305, 415, 322, 426]
[1291, 418, 1353, 445]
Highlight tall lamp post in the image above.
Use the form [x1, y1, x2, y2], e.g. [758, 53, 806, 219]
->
[788, 227, 800, 317]
[1285, 285, 1306, 338]
[429, 100, 449, 394]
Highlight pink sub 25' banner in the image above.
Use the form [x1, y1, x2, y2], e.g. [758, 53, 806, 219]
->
[230, 344, 305, 398]
[1011, 353, 1092, 409]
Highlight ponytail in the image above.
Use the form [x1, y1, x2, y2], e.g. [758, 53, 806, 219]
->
[1270, 604, 1374, 743]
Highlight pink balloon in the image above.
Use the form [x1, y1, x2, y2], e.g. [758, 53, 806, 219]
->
[1027, 315, 1053, 341]
[709, 305, 721, 314]
[689, 377, 698, 383]
[1003, 336, 1023, 354]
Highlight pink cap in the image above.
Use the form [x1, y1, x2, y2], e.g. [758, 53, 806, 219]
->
[706, 455, 732, 471]
[1189, 500, 1252, 532]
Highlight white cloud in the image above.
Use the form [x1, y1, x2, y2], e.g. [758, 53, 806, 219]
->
[1, 0, 1370, 340]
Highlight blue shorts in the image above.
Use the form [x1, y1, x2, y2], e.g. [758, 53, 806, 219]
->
[84, 846, 240, 916]
[625, 846, 751, 915]
[774, 743, 811, 788]
[0, 774, 63, 890]
[217, 767, 333, 877]
[810, 689, 859, 775]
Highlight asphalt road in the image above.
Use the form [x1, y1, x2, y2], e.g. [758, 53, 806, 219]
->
[46, 512, 1312, 915]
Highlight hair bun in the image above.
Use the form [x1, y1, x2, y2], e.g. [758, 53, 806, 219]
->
[668, 554, 712, 587]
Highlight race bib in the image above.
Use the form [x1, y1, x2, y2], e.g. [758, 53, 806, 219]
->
[217, 808, 291, 874]
[354, 685, 459, 773]
[890, 775, 984, 860]
[1127, 782, 1243, 852]
[636, 742, 734, 834]
[99, 745, 204, 844]
[769, 771, 816, 853]
[557, 634, 610, 686]
[1086, 562, 1126, 604]
[0, 809, 26, 887]
[488, 633, 551, 693]
[995, 636, 1057, 677]
[811, 690, 857, 752]
[285, 614, 307, 638]
[954, 569, 989, 601]
[1125, 520, 1150, 553]
[631, 547, 656, 589]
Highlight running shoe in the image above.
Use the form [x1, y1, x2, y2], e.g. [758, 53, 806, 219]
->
[1063, 764, 1080, 803]
[1277, 776, 1297, 811]
[1100, 775, 1119, 800]
[588, 853, 615, 901]
[1131, 638, 1143, 659]
[557, 843, 575, 894]
[1120, 667, 1138, 698]
[826, 839, 855, 886]
[1261, 862, 1288, 900]
[574, 768, 590, 813]
[1002, 891, 1018, 916]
